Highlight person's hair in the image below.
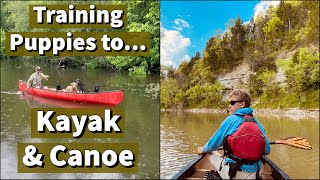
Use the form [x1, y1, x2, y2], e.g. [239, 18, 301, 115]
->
[229, 89, 251, 107]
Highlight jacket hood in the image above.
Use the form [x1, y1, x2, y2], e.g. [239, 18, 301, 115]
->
[233, 107, 253, 116]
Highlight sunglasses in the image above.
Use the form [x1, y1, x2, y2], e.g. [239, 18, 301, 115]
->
[229, 100, 243, 105]
[37, 69, 41, 71]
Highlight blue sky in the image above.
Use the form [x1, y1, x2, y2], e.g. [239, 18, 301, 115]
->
[160, 1, 280, 68]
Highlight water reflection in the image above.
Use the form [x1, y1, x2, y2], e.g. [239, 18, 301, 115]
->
[160, 111, 319, 179]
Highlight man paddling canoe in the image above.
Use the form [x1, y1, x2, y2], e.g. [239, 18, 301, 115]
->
[27, 66, 49, 90]
[197, 89, 271, 179]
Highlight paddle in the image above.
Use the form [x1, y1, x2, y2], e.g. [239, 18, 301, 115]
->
[269, 136, 312, 150]
[21, 87, 30, 95]
[21, 89, 26, 95]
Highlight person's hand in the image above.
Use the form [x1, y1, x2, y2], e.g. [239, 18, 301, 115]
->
[197, 147, 203, 155]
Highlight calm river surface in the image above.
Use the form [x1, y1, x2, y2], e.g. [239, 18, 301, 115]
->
[1, 60, 159, 179]
[161, 111, 319, 179]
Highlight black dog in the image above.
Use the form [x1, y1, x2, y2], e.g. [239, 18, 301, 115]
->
[56, 81, 62, 91]
[94, 85, 100, 92]
[75, 79, 88, 93]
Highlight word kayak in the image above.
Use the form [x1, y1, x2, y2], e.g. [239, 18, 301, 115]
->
[18, 80, 123, 105]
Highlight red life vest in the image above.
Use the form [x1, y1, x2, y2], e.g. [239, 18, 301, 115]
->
[224, 114, 265, 161]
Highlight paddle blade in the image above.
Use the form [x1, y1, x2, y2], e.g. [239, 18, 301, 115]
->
[275, 137, 312, 150]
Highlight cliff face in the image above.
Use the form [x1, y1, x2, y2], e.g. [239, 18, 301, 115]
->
[216, 62, 251, 100]
[217, 62, 252, 90]
[217, 44, 320, 90]
[216, 50, 294, 100]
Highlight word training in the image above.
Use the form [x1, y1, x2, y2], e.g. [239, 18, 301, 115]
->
[33, 5, 124, 28]
[37, 109, 122, 138]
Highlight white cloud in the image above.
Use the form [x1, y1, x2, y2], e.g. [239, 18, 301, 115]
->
[254, 1, 280, 22]
[160, 25, 191, 68]
[173, 18, 190, 31]
[243, 20, 250, 25]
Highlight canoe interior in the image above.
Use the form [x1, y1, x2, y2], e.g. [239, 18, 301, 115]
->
[173, 151, 290, 180]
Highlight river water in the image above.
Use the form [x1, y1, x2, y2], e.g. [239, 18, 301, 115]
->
[0, 59, 160, 179]
[160, 111, 319, 179]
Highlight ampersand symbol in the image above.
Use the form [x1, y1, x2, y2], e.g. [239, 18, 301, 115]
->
[22, 145, 44, 167]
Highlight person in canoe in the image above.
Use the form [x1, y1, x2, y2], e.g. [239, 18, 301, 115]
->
[197, 89, 271, 179]
[26, 66, 49, 89]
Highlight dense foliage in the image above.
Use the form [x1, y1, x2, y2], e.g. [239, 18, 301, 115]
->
[161, 1, 319, 109]
[0, 1, 160, 75]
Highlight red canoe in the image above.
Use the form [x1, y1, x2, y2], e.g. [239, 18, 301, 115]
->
[18, 80, 123, 106]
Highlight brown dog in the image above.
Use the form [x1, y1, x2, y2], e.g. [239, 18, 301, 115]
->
[65, 82, 78, 93]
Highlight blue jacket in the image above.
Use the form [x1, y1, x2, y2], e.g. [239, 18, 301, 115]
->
[202, 107, 271, 172]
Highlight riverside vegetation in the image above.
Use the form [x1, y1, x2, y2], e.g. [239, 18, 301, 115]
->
[0, 1, 160, 75]
[161, 1, 319, 110]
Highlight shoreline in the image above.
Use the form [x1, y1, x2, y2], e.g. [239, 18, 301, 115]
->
[161, 108, 319, 120]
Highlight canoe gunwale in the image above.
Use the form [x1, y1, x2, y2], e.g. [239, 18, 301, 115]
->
[172, 154, 204, 180]
[261, 155, 290, 180]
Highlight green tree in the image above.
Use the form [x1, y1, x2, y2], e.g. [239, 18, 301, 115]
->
[2, 1, 30, 32]
[256, 68, 280, 96]
[109, 1, 160, 74]
[276, 48, 319, 92]
[177, 61, 189, 76]
[0, 29, 5, 57]
[160, 78, 179, 108]
[187, 52, 201, 73]
[277, 0, 294, 32]
[218, 32, 234, 70]
[160, 65, 176, 80]
[263, 16, 285, 51]
[230, 16, 247, 61]
[300, 1, 319, 45]
[202, 37, 219, 73]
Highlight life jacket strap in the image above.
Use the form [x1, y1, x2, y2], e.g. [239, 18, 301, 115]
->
[228, 157, 260, 180]
[228, 160, 244, 179]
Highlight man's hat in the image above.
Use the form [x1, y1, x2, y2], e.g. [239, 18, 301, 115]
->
[35, 66, 41, 71]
